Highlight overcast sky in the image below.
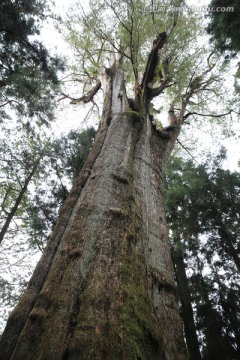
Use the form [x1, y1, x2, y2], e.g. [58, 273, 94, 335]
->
[40, 0, 239, 171]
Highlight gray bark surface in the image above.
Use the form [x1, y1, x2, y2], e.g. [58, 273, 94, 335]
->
[0, 64, 187, 360]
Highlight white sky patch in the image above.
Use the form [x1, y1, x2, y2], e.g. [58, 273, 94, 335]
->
[39, 0, 240, 173]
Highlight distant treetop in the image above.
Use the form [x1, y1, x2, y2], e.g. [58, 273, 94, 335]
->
[207, 0, 240, 57]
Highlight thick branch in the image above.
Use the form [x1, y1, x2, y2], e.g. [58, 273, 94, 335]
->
[60, 80, 101, 104]
[151, 79, 172, 97]
[141, 32, 167, 94]
[141, 12, 177, 98]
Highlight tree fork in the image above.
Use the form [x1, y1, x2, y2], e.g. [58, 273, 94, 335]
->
[0, 64, 187, 360]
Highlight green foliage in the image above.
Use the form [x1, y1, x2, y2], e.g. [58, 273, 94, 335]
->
[53, 127, 96, 180]
[0, 276, 28, 328]
[62, 0, 231, 121]
[64, 0, 184, 84]
[0, 125, 47, 241]
[191, 272, 239, 360]
[22, 127, 96, 246]
[0, 126, 96, 331]
[165, 150, 240, 247]
[18, 127, 96, 248]
[0, 0, 64, 123]
[207, 0, 240, 57]
[164, 152, 240, 358]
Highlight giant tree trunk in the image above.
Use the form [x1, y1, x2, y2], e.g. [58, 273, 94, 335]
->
[0, 64, 187, 359]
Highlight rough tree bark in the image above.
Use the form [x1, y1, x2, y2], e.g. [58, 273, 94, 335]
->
[0, 58, 187, 359]
[172, 236, 201, 360]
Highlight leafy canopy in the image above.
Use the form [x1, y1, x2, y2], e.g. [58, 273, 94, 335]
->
[207, 0, 240, 57]
[0, 0, 64, 123]
[63, 0, 227, 118]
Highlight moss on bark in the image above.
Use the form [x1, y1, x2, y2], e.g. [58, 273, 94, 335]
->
[0, 64, 187, 360]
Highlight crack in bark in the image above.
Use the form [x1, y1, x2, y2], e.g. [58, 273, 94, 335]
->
[0, 126, 110, 360]
[0, 62, 187, 360]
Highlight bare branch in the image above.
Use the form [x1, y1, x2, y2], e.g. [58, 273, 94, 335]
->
[0, 99, 24, 109]
[80, 5, 130, 61]
[59, 80, 101, 105]
[177, 139, 200, 165]
[107, 0, 132, 36]
[0, 254, 29, 271]
[76, 102, 96, 130]
[151, 0, 160, 35]
[183, 109, 239, 121]
[167, 11, 179, 37]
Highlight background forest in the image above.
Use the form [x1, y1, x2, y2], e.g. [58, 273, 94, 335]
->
[0, 0, 240, 359]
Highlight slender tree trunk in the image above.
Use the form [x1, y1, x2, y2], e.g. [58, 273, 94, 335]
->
[216, 277, 240, 356]
[0, 64, 187, 359]
[172, 236, 201, 360]
[218, 224, 240, 273]
[0, 156, 42, 244]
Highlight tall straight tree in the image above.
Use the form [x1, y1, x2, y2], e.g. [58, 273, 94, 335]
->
[0, 0, 63, 244]
[165, 154, 240, 358]
[0, 0, 235, 358]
